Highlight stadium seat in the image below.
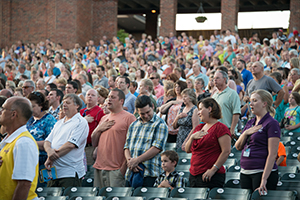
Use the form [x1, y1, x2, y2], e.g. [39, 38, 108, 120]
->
[178, 158, 191, 165]
[176, 152, 192, 159]
[82, 178, 94, 187]
[208, 188, 251, 200]
[148, 198, 187, 200]
[36, 187, 64, 197]
[98, 187, 133, 197]
[286, 152, 299, 159]
[283, 131, 300, 137]
[176, 165, 190, 172]
[225, 172, 240, 183]
[290, 146, 300, 154]
[169, 187, 209, 199]
[63, 187, 99, 197]
[227, 165, 241, 172]
[285, 141, 300, 148]
[106, 197, 144, 200]
[132, 187, 169, 200]
[224, 179, 241, 188]
[165, 143, 176, 151]
[69, 197, 104, 200]
[38, 197, 68, 200]
[280, 136, 293, 144]
[228, 152, 242, 160]
[278, 166, 298, 178]
[250, 190, 296, 200]
[286, 159, 300, 166]
[223, 159, 237, 170]
[276, 181, 300, 199]
[280, 173, 300, 182]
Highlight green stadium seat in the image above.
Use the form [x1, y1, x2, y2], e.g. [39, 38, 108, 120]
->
[223, 159, 237, 170]
[132, 187, 169, 200]
[69, 197, 104, 200]
[250, 190, 296, 200]
[276, 180, 300, 199]
[63, 187, 99, 197]
[208, 188, 251, 200]
[38, 197, 68, 200]
[227, 165, 241, 172]
[176, 152, 192, 159]
[165, 143, 176, 151]
[106, 197, 144, 200]
[286, 159, 300, 166]
[169, 187, 209, 199]
[224, 179, 241, 188]
[278, 166, 298, 178]
[287, 152, 299, 159]
[148, 198, 187, 200]
[98, 187, 133, 197]
[280, 173, 300, 182]
[176, 165, 190, 172]
[225, 172, 240, 183]
[36, 187, 64, 197]
[178, 158, 191, 165]
[82, 178, 94, 187]
[228, 152, 242, 160]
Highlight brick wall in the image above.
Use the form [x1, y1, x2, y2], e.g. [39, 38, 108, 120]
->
[0, 0, 117, 49]
[160, 0, 177, 37]
[289, 0, 300, 33]
[221, 0, 238, 32]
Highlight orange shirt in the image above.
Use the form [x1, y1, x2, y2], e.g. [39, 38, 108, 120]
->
[277, 142, 287, 166]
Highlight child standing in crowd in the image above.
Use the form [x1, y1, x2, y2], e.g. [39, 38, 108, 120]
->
[153, 150, 185, 189]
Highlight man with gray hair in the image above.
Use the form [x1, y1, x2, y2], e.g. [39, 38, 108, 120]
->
[76, 74, 92, 97]
[44, 93, 88, 188]
[212, 70, 241, 137]
[289, 49, 298, 59]
[22, 80, 35, 97]
[190, 63, 209, 87]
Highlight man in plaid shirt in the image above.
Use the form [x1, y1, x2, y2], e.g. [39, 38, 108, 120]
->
[124, 95, 168, 187]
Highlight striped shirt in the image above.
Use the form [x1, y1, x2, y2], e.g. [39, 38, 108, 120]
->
[153, 171, 186, 188]
[124, 113, 168, 180]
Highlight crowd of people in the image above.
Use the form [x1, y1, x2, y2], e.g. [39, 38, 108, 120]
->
[0, 27, 300, 199]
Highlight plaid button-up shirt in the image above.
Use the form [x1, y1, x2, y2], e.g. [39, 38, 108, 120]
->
[153, 170, 186, 188]
[124, 113, 168, 180]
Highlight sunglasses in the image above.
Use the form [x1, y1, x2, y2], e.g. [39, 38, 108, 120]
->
[22, 86, 33, 89]
[150, 77, 157, 80]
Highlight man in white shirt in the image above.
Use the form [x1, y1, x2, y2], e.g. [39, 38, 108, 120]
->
[44, 93, 88, 188]
[224, 29, 236, 46]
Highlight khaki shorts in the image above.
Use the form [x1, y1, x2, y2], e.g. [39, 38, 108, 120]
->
[94, 168, 125, 188]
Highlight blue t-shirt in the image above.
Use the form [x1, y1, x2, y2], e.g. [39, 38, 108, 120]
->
[273, 94, 288, 123]
[44, 67, 61, 77]
[241, 68, 253, 90]
[284, 106, 300, 133]
[26, 113, 57, 156]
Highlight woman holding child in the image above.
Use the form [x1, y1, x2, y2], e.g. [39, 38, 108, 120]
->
[185, 98, 231, 188]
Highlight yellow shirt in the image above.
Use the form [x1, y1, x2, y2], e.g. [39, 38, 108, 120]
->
[0, 131, 39, 200]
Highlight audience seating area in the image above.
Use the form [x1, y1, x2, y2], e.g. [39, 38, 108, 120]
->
[37, 131, 300, 200]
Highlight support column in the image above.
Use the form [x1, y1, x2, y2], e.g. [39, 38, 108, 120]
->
[0, 0, 12, 48]
[146, 11, 158, 39]
[221, 0, 238, 32]
[289, 0, 300, 33]
[159, 0, 177, 37]
[92, 0, 118, 44]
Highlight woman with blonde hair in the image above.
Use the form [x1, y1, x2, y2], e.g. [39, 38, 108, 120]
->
[235, 89, 280, 193]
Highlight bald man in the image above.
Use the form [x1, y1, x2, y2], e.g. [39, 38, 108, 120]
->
[0, 89, 13, 98]
[0, 97, 39, 199]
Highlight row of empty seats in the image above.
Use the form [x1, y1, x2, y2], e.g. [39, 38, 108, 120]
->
[36, 186, 298, 200]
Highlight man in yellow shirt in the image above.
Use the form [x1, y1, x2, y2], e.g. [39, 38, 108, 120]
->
[0, 97, 39, 200]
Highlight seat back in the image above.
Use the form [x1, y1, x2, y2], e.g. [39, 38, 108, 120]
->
[132, 187, 169, 200]
[225, 172, 240, 183]
[82, 178, 94, 187]
[63, 187, 99, 197]
[280, 173, 300, 182]
[277, 181, 300, 199]
[224, 179, 241, 188]
[98, 187, 133, 198]
[251, 190, 296, 200]
[208, 188, 251, 200]
[69, 197, 104, 200]
[36, 187, 64, 197]
[170, 187, 209, 199]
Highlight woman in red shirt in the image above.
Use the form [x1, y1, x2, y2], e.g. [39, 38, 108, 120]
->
[185, 97, 231, 188]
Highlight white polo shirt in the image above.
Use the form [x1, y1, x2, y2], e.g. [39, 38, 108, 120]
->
[45, 113, 89, 179]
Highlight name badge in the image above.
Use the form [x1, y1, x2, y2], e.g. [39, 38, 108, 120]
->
[243, 148, 250, 157]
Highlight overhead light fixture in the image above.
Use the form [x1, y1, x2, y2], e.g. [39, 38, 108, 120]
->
[151, 10, 156, 13]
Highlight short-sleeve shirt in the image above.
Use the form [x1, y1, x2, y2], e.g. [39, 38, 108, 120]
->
[94, 110, 136, 171]
[245, 75, 282, 97]
[124, 92, 137, 114]
[277, 142, 286, 166]
[284, 106, 300, 132]
[26, 113, 57, 156]
[80, 105, 105, 144]
[124, 113, 168, 180]
[240, 112, 281, 170]
[190, 122, 231, 176]
[45, 113, 89, 179]
[212, 87, 241, 129]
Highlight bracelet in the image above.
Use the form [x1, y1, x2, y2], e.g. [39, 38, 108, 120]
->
[213, 164, 219, 170]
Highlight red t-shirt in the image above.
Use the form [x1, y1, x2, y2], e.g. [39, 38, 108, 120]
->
[80, 105, 105, 144]
[190, 122, 231, 176]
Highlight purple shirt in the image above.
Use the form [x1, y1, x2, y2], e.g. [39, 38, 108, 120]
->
[240, 112, 280, 170]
